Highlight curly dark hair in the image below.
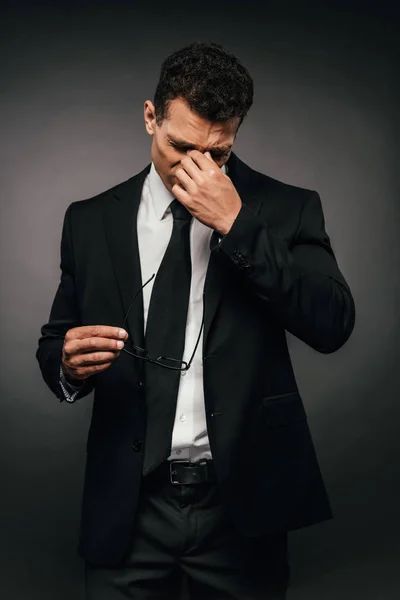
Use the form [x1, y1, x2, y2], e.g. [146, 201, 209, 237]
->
[154, 41, 253, 130]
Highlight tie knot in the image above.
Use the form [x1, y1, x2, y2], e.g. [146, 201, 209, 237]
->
[170, 199, 192, 222]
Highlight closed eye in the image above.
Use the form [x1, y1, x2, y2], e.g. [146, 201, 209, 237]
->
[169, 142, 229, 160]
[170, 143, 186, 152]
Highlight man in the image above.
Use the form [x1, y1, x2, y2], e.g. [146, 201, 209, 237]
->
[36, 42, 356, 600]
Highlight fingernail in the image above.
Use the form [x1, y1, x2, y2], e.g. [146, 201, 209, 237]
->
[117, 340, 124, 349]
[119, 329, 127, 338]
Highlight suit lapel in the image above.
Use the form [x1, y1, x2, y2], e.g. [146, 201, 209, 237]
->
[102, 164, 150, 350]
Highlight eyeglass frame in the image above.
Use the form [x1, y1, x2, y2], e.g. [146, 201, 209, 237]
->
[120, 273, 204, 371]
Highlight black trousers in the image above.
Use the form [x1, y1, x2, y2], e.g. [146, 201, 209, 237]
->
[85, 461, 290, 600]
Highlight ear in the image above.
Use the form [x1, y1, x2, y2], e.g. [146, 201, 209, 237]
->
[144, 100, 156, 136]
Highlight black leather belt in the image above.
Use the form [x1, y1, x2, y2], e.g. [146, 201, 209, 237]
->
[169, 459, 216, 484]
[142, 459, 214, 485]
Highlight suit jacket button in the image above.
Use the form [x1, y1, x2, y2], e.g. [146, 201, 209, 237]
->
[132, 439, 142, 451]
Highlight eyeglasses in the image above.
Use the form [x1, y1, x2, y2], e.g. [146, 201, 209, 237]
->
[121, 274, 204, 371]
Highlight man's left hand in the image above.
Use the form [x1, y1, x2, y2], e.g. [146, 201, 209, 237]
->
[171, 150, 242, 236]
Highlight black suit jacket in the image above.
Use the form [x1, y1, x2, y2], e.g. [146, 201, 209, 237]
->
[36, 151, 355, 566]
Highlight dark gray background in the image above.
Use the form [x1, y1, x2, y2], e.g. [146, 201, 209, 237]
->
[1, 1, 398, 598]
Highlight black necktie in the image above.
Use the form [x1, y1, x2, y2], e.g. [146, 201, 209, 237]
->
[142, 198, 193, 475]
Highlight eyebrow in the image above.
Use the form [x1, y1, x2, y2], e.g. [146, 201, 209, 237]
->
[168, 136, 232, 154]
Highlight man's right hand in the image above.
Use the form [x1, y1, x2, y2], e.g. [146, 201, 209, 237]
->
[61, 326, 129, 383]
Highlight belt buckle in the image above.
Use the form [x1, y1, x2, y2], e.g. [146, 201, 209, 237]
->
[169, 460, 190, 485]
[169, 460, 209, 484]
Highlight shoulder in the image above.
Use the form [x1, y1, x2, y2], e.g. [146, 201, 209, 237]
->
[230, 154, 321, 237]
[66, 163, 151, 216]
[232, 153, 315, 200]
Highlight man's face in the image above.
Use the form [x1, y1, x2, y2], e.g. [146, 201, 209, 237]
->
[144, 97, 240, 193]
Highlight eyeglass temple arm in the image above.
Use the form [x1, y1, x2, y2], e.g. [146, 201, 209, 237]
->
[122, 273, 156, 331]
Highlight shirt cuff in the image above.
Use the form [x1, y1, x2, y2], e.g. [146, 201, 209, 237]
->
[59, 364, 83, 403]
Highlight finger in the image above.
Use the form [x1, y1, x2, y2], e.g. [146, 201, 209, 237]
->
[171, 183, 191, 206]
[175, 165, 197, 192]
[68, 351, 118, 368]
[66, 325, 128, 342]
[63, 336, 125, 358]
[203, 152, 218, 177]
[187, 149, 215, 171]
[179, 154, 204, 184]
[66, 361, 114, 379]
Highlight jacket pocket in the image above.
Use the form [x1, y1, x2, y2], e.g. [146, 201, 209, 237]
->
[261, 392, 307, 427]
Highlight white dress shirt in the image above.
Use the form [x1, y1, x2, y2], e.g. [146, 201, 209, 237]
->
[60, 162, 227, 463]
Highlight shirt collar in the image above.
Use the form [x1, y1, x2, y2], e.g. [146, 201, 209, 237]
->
[148, 162, 227, 221]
